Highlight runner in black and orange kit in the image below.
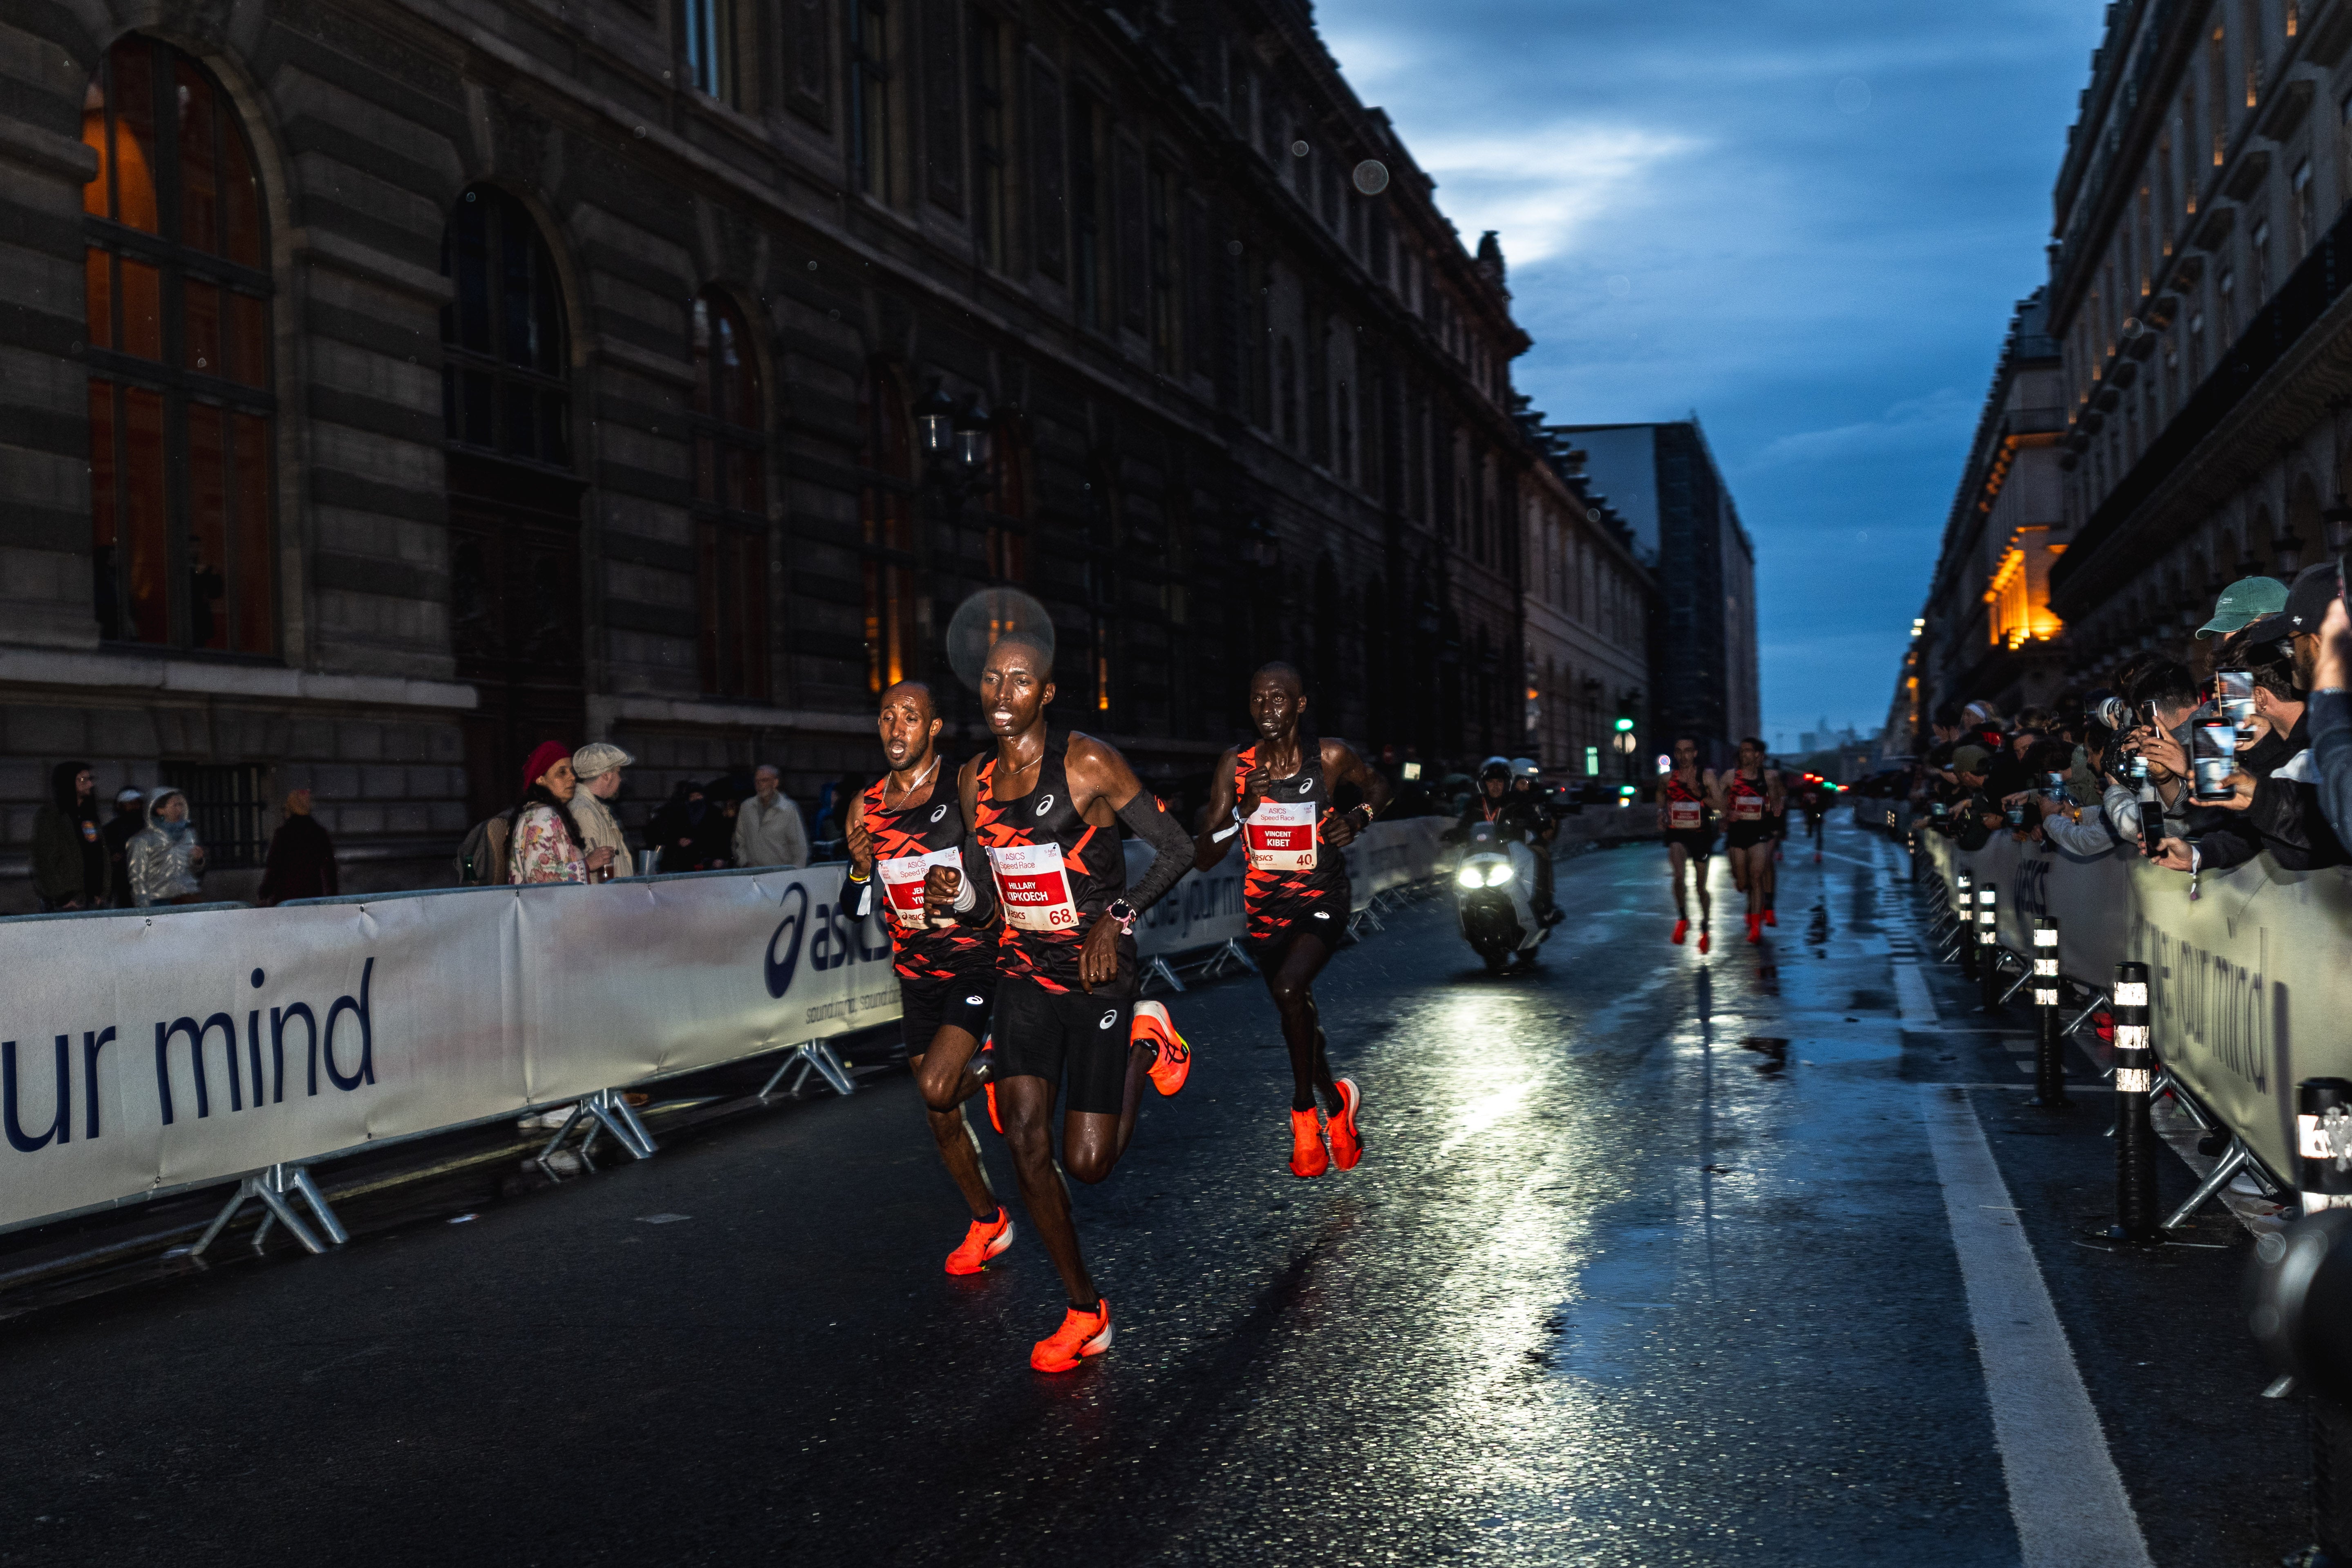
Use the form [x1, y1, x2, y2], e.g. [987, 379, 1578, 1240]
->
[920, 631, 1196, 1372]
[843, 680, 1011, 1277]
[1193, 662, 1391, 1179]
[1716, 736, 1784, 945]
[1656, 735, 1718, 952]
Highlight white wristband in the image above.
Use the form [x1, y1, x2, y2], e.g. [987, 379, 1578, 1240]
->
[953, 876, 977, 913]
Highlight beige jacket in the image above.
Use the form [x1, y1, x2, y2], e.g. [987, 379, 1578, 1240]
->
[732, 792, 808, 868]
[569, 788, 635, 878]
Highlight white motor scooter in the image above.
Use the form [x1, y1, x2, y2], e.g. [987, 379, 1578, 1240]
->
[1453, 820, 1549, 973]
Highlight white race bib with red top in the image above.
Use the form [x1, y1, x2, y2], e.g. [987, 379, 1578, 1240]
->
[1667, 799, 1702, 830]
[1244, 801, 1319, 871]
[1731, 794, 1763, 822]
[986, 841, 1082, 932]
[876, 847, 960, 931]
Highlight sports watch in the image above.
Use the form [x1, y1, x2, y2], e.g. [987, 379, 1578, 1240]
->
[1107, 897, 1139, 934]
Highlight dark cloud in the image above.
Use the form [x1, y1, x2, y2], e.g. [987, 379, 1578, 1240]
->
[1321, 0, 2101, 745]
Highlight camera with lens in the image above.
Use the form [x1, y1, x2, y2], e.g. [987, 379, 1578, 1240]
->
[2086, 689, 2131, 732]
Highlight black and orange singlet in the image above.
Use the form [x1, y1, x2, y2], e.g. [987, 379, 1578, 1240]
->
[1233, 742, 1350, 946]
[974, 730, 1131, 993]
[861, 769, 996, 982]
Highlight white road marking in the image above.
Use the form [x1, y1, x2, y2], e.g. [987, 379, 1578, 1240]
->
[1893, 960, 1939, 1025]
[1922, 1086, 2154, 1568]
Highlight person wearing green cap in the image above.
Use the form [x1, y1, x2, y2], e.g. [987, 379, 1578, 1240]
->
[2197, 575, 2288, 640]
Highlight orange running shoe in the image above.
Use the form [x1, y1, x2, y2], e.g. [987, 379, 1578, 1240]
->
[944, 1207, 1015, 1275]
[1031, 1298, 1113, 1372]
[1699, 928, 1712, 954]
[1764, 909, 1778, 928]
[1745, 913, 1762, 944]
[1671, 919, 1689, 946]
[1326, 1078, 1363, 1171]
[1132, 1000, 1191, 1096]
[1290, 1107, 1330, 1178]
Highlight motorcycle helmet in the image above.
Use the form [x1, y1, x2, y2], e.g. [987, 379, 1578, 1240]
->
[1511, 757, 1540, 781]
[1478, 756, 1513, 783]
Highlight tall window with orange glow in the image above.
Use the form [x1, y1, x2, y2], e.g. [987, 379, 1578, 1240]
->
[858, 363, 917, 694]
[82, 37, 274, 653]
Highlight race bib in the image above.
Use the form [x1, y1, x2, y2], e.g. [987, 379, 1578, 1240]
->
[876, 847, 960, 931]
[1731, 795, 1763, 822]
[986, 841, 1082, 933]
[1667, 800, 1702, 830]
[1244, 801, 1319, 871]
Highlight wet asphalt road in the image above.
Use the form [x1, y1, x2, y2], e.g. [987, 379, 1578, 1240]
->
[0, 819, 2312, 1565]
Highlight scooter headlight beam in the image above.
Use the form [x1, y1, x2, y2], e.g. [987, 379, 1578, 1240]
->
[1484, 863, 1515, 887]
[1457, 866, 1484, 889]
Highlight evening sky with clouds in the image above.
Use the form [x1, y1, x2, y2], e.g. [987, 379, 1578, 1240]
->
[1317, 0, 2108, 752]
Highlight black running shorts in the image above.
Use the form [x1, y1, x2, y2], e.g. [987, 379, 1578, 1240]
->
[1246, 905, 1345, 970]
[1723, 822, 1774, 851]
[1663, 828, 1715, 860]
[993, 968, 1139, 1116]
[899, 971, 996, 1056]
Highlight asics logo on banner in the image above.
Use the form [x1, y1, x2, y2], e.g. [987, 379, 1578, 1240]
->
[764, 883, 811, 999]
[931, 804, 949, 823]
[1035, 794, 1055, 816]
[1097, 1010, 1118, 1030]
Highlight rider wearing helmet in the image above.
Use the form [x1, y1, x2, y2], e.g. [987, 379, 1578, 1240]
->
[1507, 758, 1562, 924]
[1455, 758, 1559, 923]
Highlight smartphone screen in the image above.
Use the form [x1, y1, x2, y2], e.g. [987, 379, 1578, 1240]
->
[2192, 722, 2238, 803]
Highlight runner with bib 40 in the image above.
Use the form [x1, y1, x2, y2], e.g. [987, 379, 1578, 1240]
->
[1193, 662, 1389, 1179]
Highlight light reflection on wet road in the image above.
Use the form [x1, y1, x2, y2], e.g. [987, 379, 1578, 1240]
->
[0, 821, 2292, 1564]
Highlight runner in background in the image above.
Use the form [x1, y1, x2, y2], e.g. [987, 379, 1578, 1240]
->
[1797, 776, 1828, 862]
[1716, 737, 1784, 945]
[1656, 736, 1718, 952]
[922, 631, 1196, 1373]
[843, 681, 1009, 1277]
[1193, 662, 1390, 1179]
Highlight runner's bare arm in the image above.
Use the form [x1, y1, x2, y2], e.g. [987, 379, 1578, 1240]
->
[1068, 734, 1194, 990]
[844, 791, 872, 877]
[1194, 747, 1244, 871]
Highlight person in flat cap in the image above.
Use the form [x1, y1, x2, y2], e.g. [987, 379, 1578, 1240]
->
[570, 741, 636, 881]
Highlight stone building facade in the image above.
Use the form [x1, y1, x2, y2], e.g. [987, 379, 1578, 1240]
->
[0, 0, 1612, 908]
[1914, 290, 2069, 720]
[1515, 413, 1653, 785]
[2028, 0, 2352, 693]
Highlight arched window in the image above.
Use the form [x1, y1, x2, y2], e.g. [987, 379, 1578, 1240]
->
[441, 186, 569, 467]
[82, 36, 274, 652]
[692, 291, 768, 698]
[857, 362, 917, 693]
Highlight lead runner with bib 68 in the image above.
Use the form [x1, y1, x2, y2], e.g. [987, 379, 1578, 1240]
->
[1193, 661, 1389, 1179]
[920, 631, 1196, 1373]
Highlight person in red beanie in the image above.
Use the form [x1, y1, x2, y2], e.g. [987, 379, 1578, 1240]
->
[507, 740, 609, 885]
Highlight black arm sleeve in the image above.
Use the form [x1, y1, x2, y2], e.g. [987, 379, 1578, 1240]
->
[1117, 792, 1194, 915]
[953, 835, 999, 926]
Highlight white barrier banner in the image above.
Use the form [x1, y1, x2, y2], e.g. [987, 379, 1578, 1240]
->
[0, 819, 1452, 1233]
[1127, 817, 1448, 952]
[1922, 830, 2352, 1181]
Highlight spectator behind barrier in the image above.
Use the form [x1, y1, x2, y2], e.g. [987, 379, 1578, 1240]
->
[569, 741, 635, 881]
[31, 760, 111, 912]
[256, 790, 339, 906]
[128, 787, 206, 906]
[1945, 744, 2001, 851]
[733, 764, 808, 869]
[2311, 594, 2352, 846]
[2102, 659, 2200, 853]
[508, 741, 598, 886]
[101, 787, 142, 908]
[649, 778, 732, 871]
[2030, 722, 2126, 860]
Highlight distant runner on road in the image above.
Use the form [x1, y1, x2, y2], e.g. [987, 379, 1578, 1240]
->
[1657, 736, 1719, 952]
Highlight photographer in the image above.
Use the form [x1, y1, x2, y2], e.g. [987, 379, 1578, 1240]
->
[2024, 721, 2125, 860]
[1944, 745, 2002, 851]
[2193, 634, 2348, 871]
[2101, 660, 2200, 854]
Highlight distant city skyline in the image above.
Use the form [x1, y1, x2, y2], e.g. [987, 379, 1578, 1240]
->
[1319, 0, 2104, 743]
